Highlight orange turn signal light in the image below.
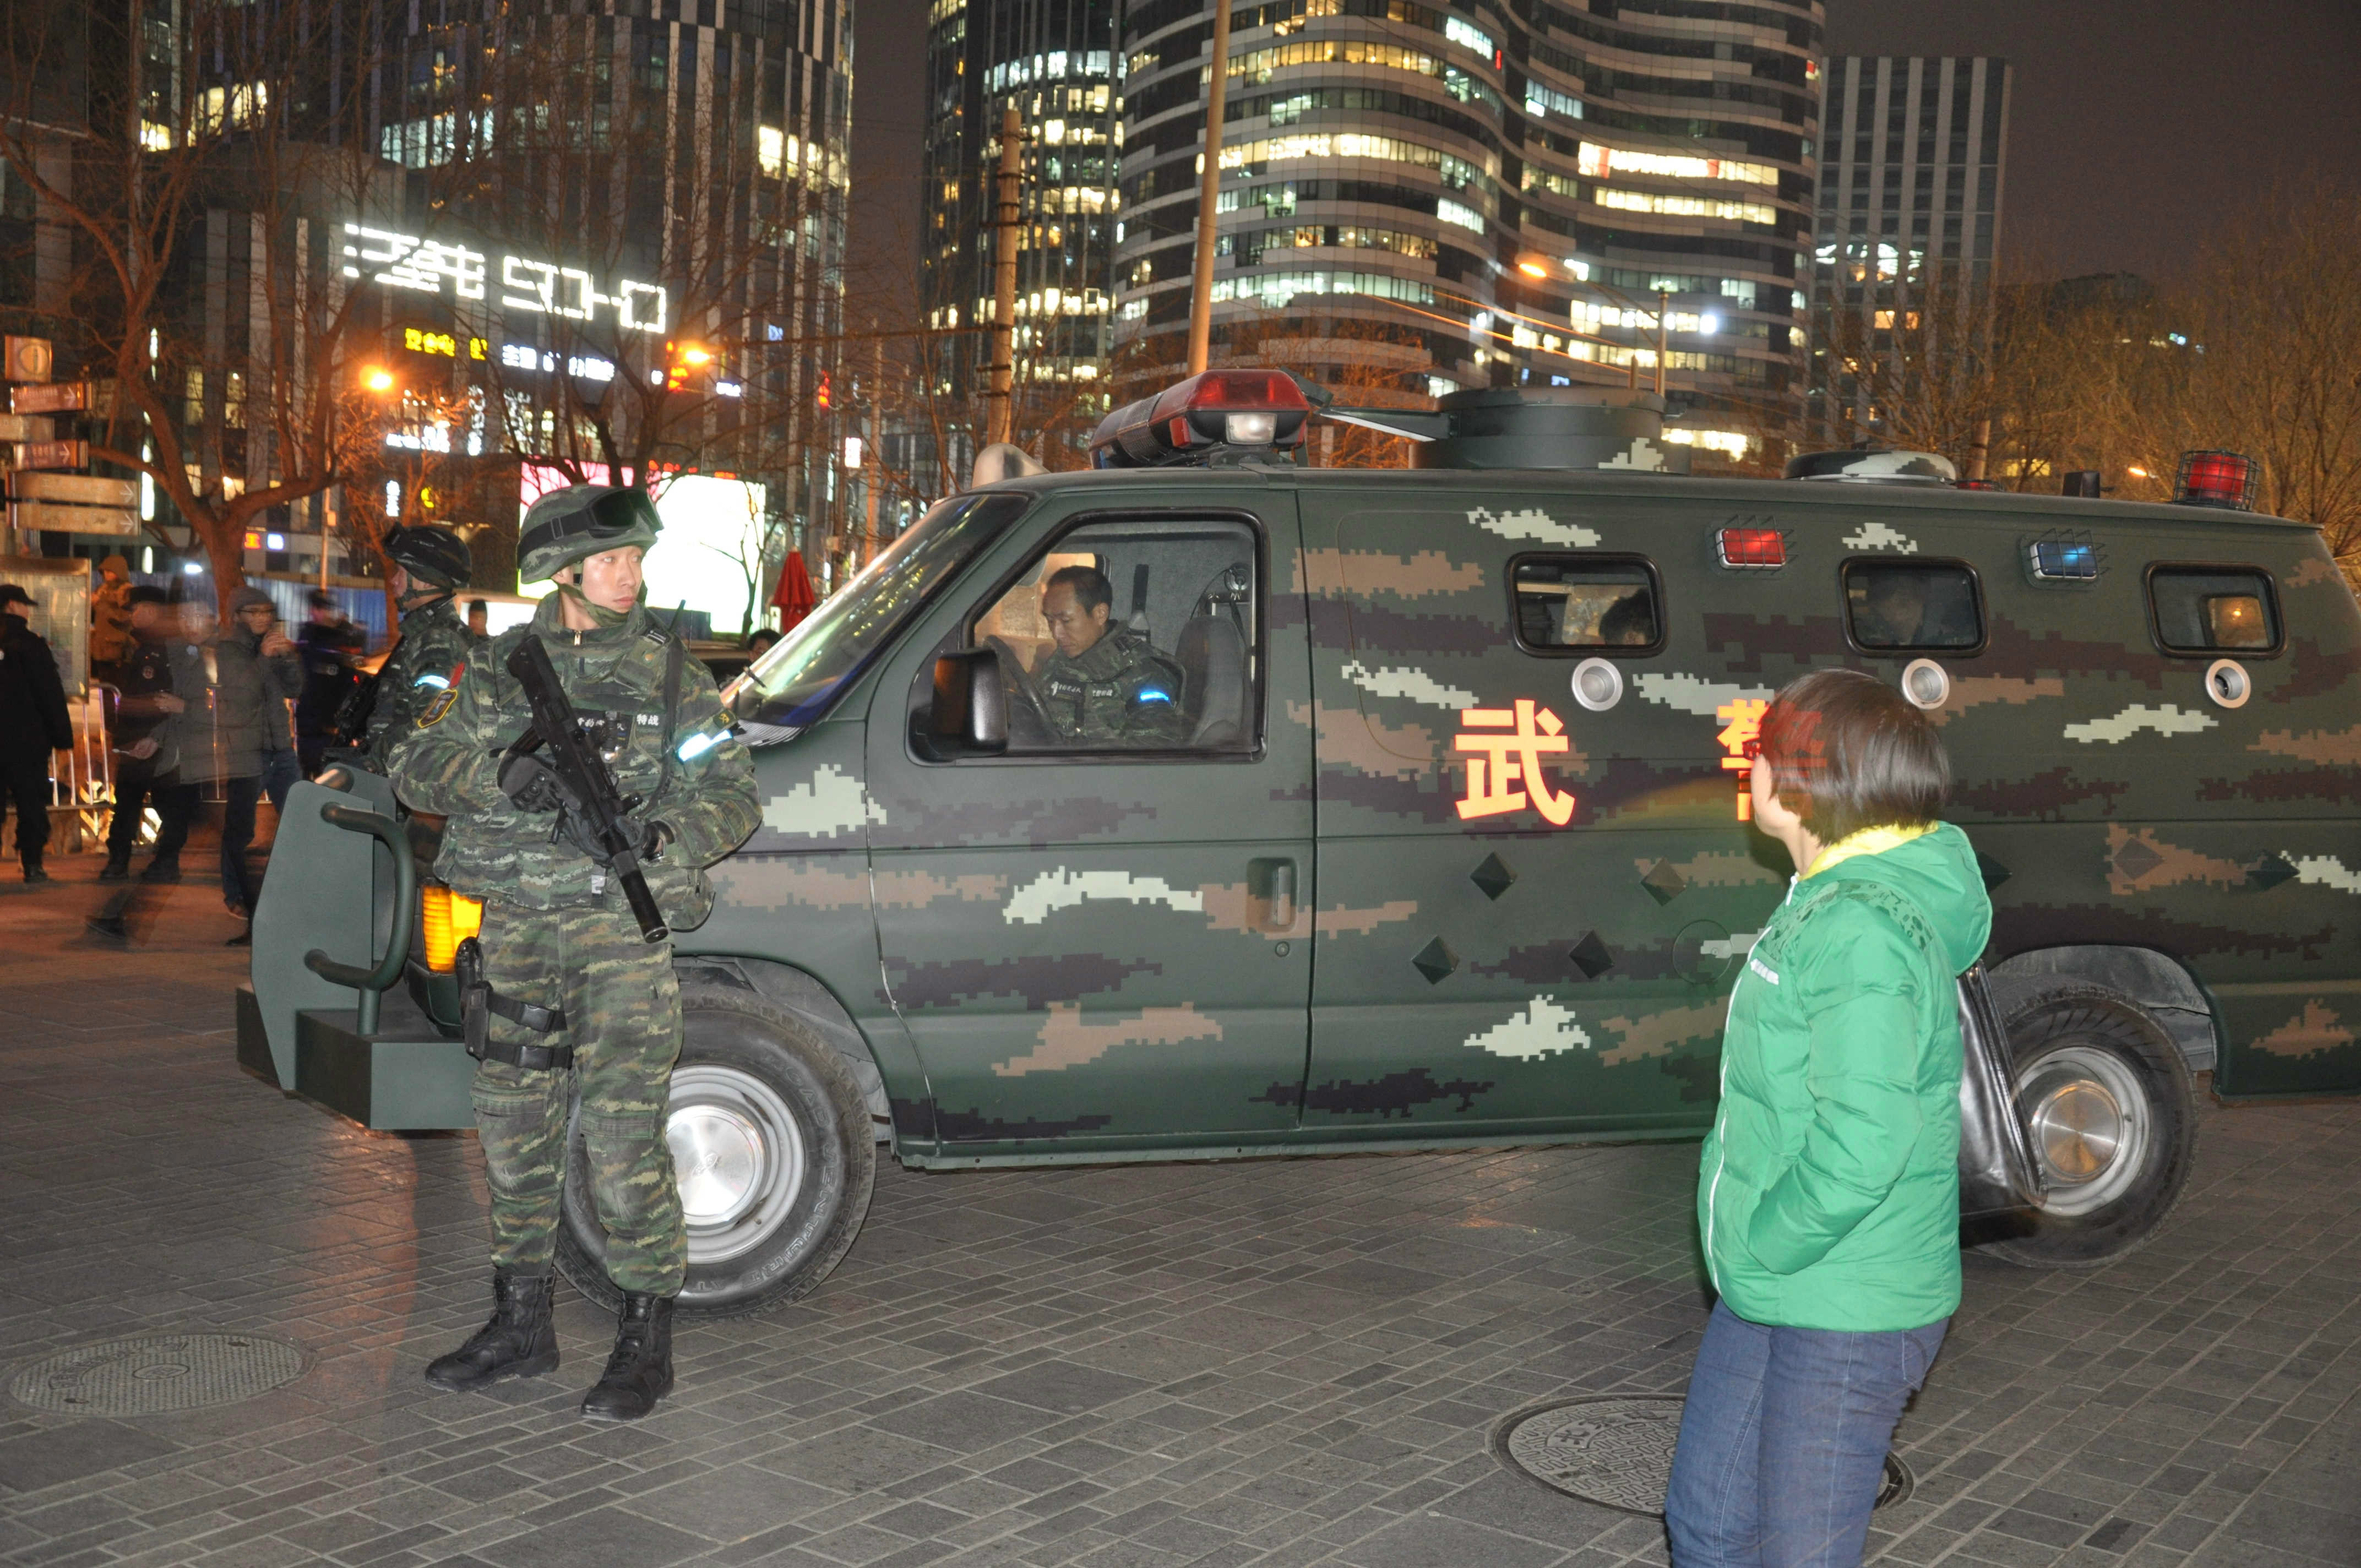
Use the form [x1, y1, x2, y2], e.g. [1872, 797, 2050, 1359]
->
[420, 885, 485, 972]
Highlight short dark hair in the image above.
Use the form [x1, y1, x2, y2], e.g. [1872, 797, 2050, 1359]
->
[307, 589, 336, 611]
[1758, 668, 1949, 841]
[1045, 564, 1113, 614]
[466, 598, 487, 614]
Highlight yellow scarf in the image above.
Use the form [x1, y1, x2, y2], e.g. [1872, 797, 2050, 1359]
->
[1804, 822, 1934, 879]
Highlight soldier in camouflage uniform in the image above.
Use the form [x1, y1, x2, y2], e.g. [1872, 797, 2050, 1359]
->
[389, 486, 759, 1422]
[1033, 564, 1188, 747]
[361, 526, 477, 767]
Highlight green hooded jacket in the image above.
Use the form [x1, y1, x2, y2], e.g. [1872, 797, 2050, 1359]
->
[1698, 821, 1993, 1332]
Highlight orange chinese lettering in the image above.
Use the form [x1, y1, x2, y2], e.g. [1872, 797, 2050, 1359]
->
[1454, 699, 1575, 825]
[1716, 698, 1768, 820]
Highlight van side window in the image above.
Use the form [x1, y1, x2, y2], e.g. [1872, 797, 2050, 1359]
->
[1843, 560, 1983, 652]
[1511, 557, 1662, 652]
[970, 518, 1259, 754]
[2148, 566, 2280, 654]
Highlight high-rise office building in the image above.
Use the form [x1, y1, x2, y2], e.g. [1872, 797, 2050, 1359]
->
[922, 0, 1123, 432]
[1806, 56, 2010, 448]
[1109, 0, 1824, 456]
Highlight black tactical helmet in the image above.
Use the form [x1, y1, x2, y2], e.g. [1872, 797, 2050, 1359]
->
[517, 485, 662, 583]
[383, 525, 472, 591]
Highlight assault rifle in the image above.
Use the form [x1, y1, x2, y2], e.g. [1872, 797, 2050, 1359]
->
[502, 634, 670, 943]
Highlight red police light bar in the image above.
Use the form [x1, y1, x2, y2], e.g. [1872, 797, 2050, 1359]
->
[1717, 527, 1785, 569]
[1091, 370, 1313, 467]
[2175, 449, 2256, 510]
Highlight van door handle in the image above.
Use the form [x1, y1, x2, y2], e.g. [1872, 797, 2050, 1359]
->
[1252, 857, 1297, 933]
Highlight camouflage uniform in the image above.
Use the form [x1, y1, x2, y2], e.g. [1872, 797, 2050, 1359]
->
[387, 592, 758, 1294]
[363, 596, 474, 767]
[1035, 625, 1187, 747]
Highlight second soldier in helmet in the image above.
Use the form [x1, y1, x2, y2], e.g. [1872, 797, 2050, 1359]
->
[361, 525, 478, 767]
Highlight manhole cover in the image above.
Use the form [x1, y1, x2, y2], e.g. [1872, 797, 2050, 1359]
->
[9, 1333, 306, 1417]
[1492, 1396, 1913, 1517]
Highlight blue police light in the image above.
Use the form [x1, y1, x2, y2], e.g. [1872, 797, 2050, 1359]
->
[2028, 540, 2098, 580]
[677, 729, 727, 762]
[412, 672, 451, 689]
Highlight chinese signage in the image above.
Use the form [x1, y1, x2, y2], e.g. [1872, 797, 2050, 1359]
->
[1717, 698, 1767, 821]
[341, 224, 670, 335]
[1455, 699, 1576, 825]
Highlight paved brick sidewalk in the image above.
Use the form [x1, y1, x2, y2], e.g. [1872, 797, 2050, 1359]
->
[1, 858, 2356, 1568]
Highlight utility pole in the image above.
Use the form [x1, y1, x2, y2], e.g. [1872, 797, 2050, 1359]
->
[1184, 0, 1235, 375]
[986, 105, 1021, 448]
[862, 319, 884, 567]
[1656, 289, 1669, 398]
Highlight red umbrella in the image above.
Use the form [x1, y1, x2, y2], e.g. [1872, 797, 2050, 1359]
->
[769, 550, 818, 633]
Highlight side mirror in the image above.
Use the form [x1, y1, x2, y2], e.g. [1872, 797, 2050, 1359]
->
[928, 649, 1008, 755]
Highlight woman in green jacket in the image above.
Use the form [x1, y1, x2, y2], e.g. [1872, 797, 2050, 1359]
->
[1667, 669, 1993, 1568]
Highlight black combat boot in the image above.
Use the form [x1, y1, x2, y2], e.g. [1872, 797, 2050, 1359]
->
[578, 1293, 675, 1423]
[97, 857, 130, 881]
[423, 1269, 559, 1392]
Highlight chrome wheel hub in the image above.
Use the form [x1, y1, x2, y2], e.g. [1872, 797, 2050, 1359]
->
[2019, 1044, 2150, 1218]
[666, 1065, 807, 1265]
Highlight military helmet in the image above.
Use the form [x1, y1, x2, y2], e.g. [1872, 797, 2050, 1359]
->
[383, 525, 473, 590]
[517, 485, 662, 584]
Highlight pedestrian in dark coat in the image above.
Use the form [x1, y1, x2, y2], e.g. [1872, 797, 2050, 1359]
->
[295, 589, 364, 777]
[213, 587, 303, 930]
[0, 583, 74, 883]
[101, 589, 197, 882]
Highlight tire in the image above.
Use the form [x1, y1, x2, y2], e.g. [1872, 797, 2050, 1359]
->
[556, 984, 876, 1319]
[1976, 984, 2197, 1268]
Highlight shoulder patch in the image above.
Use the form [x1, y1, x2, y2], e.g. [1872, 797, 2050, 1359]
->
[416, 687, 459, 728]
[642, 627, 671, 647]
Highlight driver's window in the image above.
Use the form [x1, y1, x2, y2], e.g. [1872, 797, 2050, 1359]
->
[974, 519, 1259, 754]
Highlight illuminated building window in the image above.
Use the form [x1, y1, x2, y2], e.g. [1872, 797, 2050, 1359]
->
[1592, 188, 1777, 225]
[1575, 140, 1777, 186]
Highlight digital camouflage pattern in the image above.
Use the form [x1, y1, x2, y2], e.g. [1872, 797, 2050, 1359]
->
[362, 597, 474, 766]
[387, 591, 757, 1291]
[469, 897, 686, 1293]
[1034, 624, 1188, 747]
[684, 466, 2361, 1169]
[385, 592, 759, 927]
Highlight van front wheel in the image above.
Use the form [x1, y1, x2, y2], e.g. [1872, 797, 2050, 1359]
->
[1979, 986, 2196, 1268]
[556, 985, 875, 1319]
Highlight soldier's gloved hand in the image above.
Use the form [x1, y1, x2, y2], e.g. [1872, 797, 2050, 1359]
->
[497, 747, 574, 815]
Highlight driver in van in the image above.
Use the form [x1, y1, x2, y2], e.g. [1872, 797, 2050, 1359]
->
[1036, 565, 1188, 748]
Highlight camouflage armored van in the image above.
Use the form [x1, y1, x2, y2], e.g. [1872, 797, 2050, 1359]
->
[237, 381, 2361, 1316]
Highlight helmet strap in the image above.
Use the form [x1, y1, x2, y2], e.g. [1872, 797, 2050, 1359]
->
[555, 580, 632, 629]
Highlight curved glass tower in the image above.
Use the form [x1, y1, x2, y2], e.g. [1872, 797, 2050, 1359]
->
[1112, 0, 1823, 453]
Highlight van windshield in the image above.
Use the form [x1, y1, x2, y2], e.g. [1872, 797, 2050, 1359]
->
[729, 492, 1031, 736]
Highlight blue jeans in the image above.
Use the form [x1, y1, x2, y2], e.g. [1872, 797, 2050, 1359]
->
[1666, 1300, 1947, 1568]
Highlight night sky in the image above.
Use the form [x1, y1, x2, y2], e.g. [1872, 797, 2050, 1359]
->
[844, 0, 2361, 318]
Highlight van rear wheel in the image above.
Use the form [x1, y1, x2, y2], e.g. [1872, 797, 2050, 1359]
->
[556, 984, 875, 1319]
[1977, 986, 2196, 1268]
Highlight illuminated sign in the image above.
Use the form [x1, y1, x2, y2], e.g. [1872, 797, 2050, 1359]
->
[498, 342, 616, 382]
[341, 223, 670, 334]
[1454, 699, 1575, 825]
[403, 326, 460, 358]
[1575, 141, 1777, 187]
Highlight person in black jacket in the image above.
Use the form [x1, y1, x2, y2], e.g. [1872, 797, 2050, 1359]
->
[99, 589, 197, 883]
[295, 589, 364, 777]
[0, 584, 74, 884]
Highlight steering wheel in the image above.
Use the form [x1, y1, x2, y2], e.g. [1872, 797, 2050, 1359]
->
[983, 636, 1056, 749]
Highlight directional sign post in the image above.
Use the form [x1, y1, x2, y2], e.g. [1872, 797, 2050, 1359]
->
[11, 439, 88, 471]
[9, 381, 89, 416]
[9, 472, 137, 508]
[8, 502, 139, 536]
